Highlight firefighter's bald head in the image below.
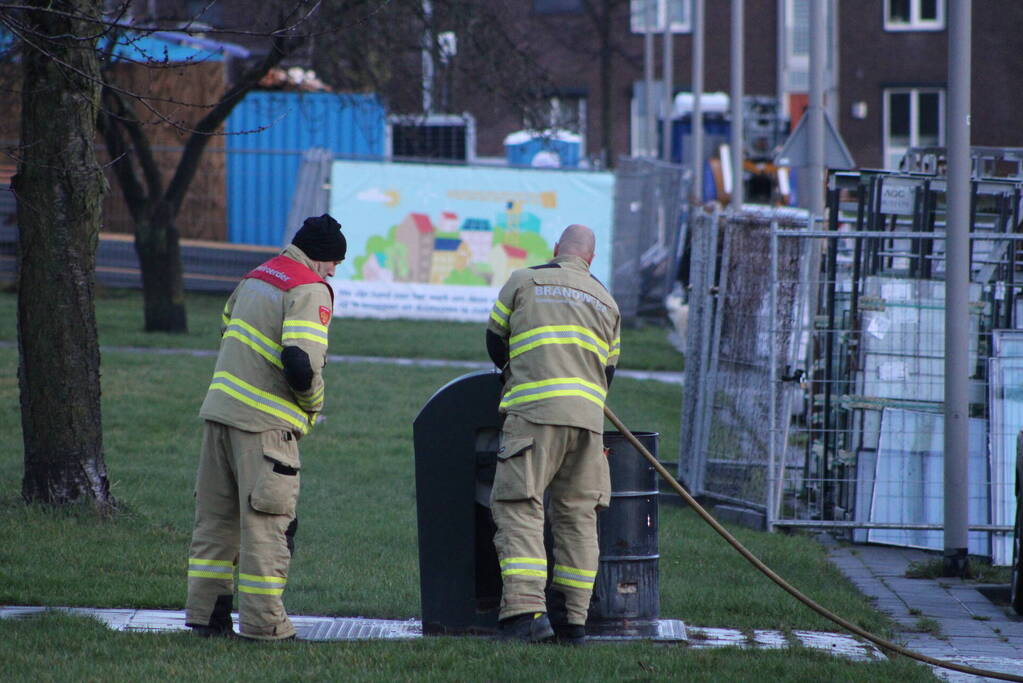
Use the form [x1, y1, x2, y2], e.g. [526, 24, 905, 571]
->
[554, 224, 595, 265]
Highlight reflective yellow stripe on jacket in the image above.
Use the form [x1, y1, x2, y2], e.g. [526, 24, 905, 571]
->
[282, 319, 328, 345]
[499, 377, 607, 410]
[208, 371, 311, 434]
[223, 319, 283, 368]
[608, 336, 621, 363]
[490, 299, 511, 329]
[509, 324, 610, 364]
[297, 385, 324, 413]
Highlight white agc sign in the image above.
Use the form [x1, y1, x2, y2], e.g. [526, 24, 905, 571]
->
[879, 179, 917, 215]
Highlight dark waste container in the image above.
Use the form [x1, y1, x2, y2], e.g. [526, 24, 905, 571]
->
[414, 371, 661, 636]
[413, 370, 505, 635]
[588, 431, 660, 636]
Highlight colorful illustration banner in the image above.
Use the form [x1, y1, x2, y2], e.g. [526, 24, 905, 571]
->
[327, 160, 614, 321]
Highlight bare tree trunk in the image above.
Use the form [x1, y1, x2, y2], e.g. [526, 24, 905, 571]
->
[136, 203, 187, 332]
[14, 0, 115, 511]
[99, 33, 301, 334]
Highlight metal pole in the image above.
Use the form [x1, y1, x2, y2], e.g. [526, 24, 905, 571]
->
[767, 220, 778, 531]
[644, 0, 656, 157]
[691, 0, 704, 202]
[943, 0, 971, 577]
[730, 0, 744, 208]
[807, 0, 825, 222]
[776, 0, 786, 121]
[421, 0, 434, 113]
[662, 7, 674, 161]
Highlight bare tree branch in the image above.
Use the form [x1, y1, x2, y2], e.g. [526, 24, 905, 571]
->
[100, 85, 164, 206]
[166, 31, 302, 211]
[96, 94, 143, 219]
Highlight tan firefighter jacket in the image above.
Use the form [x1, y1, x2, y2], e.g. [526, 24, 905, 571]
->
[487, 254, 621, 433]
[199, 244, 332, 437]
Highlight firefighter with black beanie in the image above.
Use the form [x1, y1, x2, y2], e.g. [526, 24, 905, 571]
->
[185, 214, 346, 640]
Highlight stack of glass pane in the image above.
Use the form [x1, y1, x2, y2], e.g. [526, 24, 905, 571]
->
[988, 330, 1023, 564]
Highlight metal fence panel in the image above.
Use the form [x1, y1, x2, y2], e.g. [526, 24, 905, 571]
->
[680, 169, 1023, 562]
[611, 157, 689, 324]
[679, 207, 811, 512]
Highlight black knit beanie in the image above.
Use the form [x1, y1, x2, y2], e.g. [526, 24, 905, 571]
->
[292, 214, 347, 262]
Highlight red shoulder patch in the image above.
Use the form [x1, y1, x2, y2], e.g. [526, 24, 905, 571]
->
[319, 305, 331, 325]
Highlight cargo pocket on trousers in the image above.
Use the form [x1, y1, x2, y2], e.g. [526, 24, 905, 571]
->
[249, 432, 301, 516]
[491, 437, 535, 502]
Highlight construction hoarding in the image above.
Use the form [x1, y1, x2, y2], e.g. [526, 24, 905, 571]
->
[327, 160, 614, 321]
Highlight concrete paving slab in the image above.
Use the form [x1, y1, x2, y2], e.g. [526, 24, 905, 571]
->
[931, 657, 1023, 683]
[686, 626, 747, 649]
[825, 539, 1023, 682]
[751, 630, 787, 649]
[792, 630, 884, 661]
[961, 605, 1010, 619]
[939, 620, 1003, 638]
[991, 621, 1023, 637]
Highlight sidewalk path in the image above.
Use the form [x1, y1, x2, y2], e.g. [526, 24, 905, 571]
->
[97, 345, 686, 385]
[826, 539, 1023, 682]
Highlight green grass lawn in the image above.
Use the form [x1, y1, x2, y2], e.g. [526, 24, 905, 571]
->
[0, 289, 683, 371]
[0, 289, 938, 680]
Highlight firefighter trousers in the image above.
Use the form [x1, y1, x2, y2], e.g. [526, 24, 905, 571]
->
[186, 421, 301, 640]
[490, 414, 611, 626]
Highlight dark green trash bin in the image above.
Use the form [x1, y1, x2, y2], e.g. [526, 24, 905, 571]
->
[413, 371, 661, 637]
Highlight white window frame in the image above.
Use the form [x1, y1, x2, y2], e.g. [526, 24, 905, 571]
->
[883, 0, 945, 32]
[882, 87, 945, 170]
[630, 0, 691, 34]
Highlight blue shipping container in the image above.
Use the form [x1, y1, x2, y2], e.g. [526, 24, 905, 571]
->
[225, 92, 385, 245]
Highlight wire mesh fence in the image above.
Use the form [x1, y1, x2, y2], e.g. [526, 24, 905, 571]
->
[681, 170, 1023, 563]
[611, 157, 690, 325]
[679, 206, 813, 519]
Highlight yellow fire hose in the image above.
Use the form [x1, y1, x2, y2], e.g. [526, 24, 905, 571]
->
[604, 405, 1023, 682]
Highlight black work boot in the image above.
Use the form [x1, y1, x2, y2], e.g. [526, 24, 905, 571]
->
[547, 590, 586, 646]
[497, 612, 554, 643]
[187, 594, 236, 638]
[552, 623, 587, 646]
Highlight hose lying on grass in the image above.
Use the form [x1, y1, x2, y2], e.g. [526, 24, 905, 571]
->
[604, 404, 1023, 683]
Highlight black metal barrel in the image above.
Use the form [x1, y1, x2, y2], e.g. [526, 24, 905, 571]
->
[589, 430, 660, 636]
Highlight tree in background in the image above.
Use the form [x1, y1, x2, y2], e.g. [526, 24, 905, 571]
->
[97, 2, 318, 333]
[311, 0, 554, 122]
[94, 0, 554, 333]
[526, 0, 634, 169]
[10, 0, 114, 511]
[0, 0, 560, 508]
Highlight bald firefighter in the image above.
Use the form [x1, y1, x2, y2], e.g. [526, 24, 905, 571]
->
[185, 214, 346, 641]
[486, 224, 621, 645]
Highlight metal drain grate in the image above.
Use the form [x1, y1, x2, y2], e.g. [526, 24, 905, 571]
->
[294, 617, 422, 641]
